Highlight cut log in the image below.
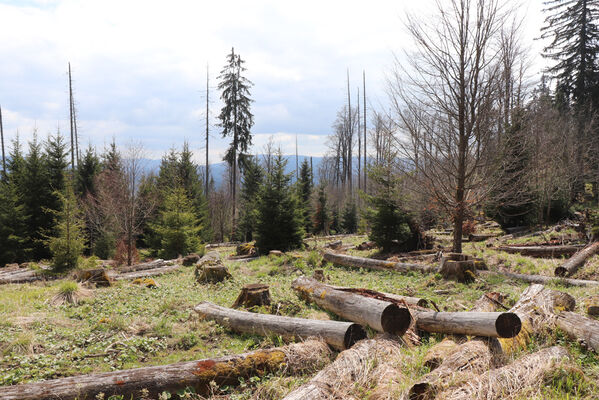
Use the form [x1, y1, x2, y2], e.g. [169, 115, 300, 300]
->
[115, 264, 181, 281]
[205, 241, 240, 249]
[479, 269, 599, 287]
[0, 268, 46, 285]
[497, 284, 575, 355]
[412, 311, 520, 338]
[231, 283, 271, 308]
[194, 302, 366, 350]
[555, 311, 599, 353]
[282, 336, 402, 400]
[0, 339, 331, 400]
[555, 241, 599, 277]
[74, 268, 113, 286]
[116, 259, 168, 273]
[437, 346, 571, 400]
[323, 251, 435, 274]
[329, 285, 429, 308]
[291, 276, 412, 336]
[495, 244, 583, 258]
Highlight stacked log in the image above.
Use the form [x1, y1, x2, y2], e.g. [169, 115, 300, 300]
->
[0, 340, 332, 400]
[554, 241, 599, 277]
[291, 276, 413, 336]
[194, 302, 366, 350]
[555, 312, 599, 353]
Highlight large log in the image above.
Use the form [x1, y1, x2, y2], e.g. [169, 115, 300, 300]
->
[479, 269, 599, 287]
[498, 284, 575, 355]
[291, 276, 412, 336]
[205, 241, 240, 249]
[114, 264, 182, 280]
[323, 251, 435, 274]
[555, 241, 599, 277]
[412, 311, 521, 338]
[437, 346, 571, 400]
[495, 244, 583, 258]
[282, 336, 402, 400]
[0, 339, 332, 400]
[0, 268, 44, 284]
[194, 302, 366, 350]
[328, 285, 429, 308]
[555, 311, 599, 353]
[115, 259, 168, 273]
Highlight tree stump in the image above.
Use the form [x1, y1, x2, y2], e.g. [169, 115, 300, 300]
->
[236, 243, 256, 256]
[182, 253, 201, 266]
[74, 268, 113, 287]
[326, 240, 343, 250]
[586, 296, 599, 317]
[196, 263, 232, 283]
[312, 269, 326, 282]
[232, 283, 271, 308]
[439, 253, 477, 283]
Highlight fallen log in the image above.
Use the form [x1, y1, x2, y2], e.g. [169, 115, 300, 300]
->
[0, 340, 331, 400]
[555, 241, 599, 277]
[479, 269, 599, 287]
[194, 302, 366, 350]
[469, 233, 500, 242]
[0, 269, 45, 284]
[205, 241, 240, 249]
[412, 311, 521, 338]
[282, 336, 402, 400]
[323, 251, 435, 274]
[555, 311, 599, 353]
[114, 264, 182, 280]
[495, 244, 583, 258]
[291, 276, 412, 336]
[437, 346, 571, 400]
[498, 284, 575, 355]
[328, 285, 429, 308]
[116, 259, 168, 273]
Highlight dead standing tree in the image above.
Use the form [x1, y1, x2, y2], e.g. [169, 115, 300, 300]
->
[389, 0, 507, 253]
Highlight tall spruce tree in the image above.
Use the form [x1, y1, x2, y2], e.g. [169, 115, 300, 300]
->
[237, 155, 263, 241]
[255, 152, 304, 253]
[297, 159, 313, 233]
[45, 131, 69, 218]
[217, 48, 254, 235]
[0, 179, 29, 265]
[76, 145, 101, 197]
[341, 201, 358, 234]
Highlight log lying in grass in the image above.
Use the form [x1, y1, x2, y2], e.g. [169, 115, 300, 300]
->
[555, 241, 599, 277]
[116, 259, 168, 273]
[114, 264, 181, 280]
[291, 276, 412, 336]
[555, 311, 599, 353]
[412, 311, 521, 338]
[323, 251, 435, 274]
[0, 268, 46, 284]
[328, 285, 429, 308]
[194, 302, 366, 350]
[479, 269, 599, 287]
[498, 284, 575, 355]
[282, 336, 403, 400]
[437, 346, 571, 400]
[0, 340, 331, 400]
[205, 241, 240, 249]
[495, 244, 583, 258]
[469, 233, 500, 242]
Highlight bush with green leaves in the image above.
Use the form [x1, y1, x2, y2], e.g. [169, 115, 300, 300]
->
[341, 202, 358, 234]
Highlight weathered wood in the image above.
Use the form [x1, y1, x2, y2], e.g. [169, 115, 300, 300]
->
[495, 244, 583, 258]
[231, 283, 271, 308]
[586, 295, 599, 317]
[323, 251, 435, 274]
[115, 264, 181, 281]
[329, 285, 429, 308]
[194, 302, 366, 350]
[116, 259, 167, 273]
[282, 336, 402, 400]
[292, 276, 412, 336]
[74, 268, 113, 286]
[205, 241, 240, 249]
[479, 269, 599, 287]
[469, 233, 500, 242]
[0, 269, 44, 284]
[182, 253, 201, 266]
[555, 241, 599, 277]
[555, 311, 599, 353]
[413, 311, 520, 338]
[438, 346, 571, 400]
[439, 260, 477, 283]
[195, 264, 231, 283]
[498, 284, 575, 355]
[0, 340, 332, 400]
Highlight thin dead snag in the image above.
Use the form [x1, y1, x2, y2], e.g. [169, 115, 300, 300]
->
[282, 336, 404, 400]
[437, 346, 571, 400]
[0, 340, 332, 400]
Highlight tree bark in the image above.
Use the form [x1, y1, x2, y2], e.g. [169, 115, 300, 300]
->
[479, 269, 599, 287]
[437, 346, 571, 400]
[231, 283, 271, 308]
[555, 311, 599, 353]
[323, 251, 435, 274]
[495, 245, 583, 257]
[116, 259, 169, 273]
[328, 285, 429, 308]
[0, 340, 332, 400]
[114, 264, 181, 281]
[555, 241, 599, 277]
[282, 336, 402, 400]
[291, 276, 412, 336]
[194, 302, 366, 351]
[412, 311, 520, 338]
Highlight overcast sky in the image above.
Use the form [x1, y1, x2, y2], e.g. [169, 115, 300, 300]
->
[0, 0, 546, 163]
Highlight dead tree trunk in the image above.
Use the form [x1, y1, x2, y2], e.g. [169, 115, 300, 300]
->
[282, 336, 402, 400]
[0, 340, 332, 400]
[291, 276, 412, 336]
[555, 241, 599, 277]
[555, 311, 599, 353]
[479, 269, 599, 287]
[323, 251, 435, 274]
[495, 245, 583, 258]
[412, 311, 520, 338]
[194, 302, 366, 350]
[498, 284, 576, 355]
[437, 346, 571, 400]
[329, 285, 429, 308]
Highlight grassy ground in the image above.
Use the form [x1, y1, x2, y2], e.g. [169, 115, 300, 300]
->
[1, 234, 599, 399]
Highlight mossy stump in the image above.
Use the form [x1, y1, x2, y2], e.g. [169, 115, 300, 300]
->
[439, 254, 477, 283]
[196, 263, 232, 284]
[74, 268, 113, 287]
[232, 283, 271, 308]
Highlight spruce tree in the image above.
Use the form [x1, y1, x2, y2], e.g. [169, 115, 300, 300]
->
[151, 186, 202, 259]
[237, 156, 263, 241]
[45, 131, 69, 218]
[217, 47, 254, 234]
[255, 152, 304, 253]
[313, 185, 330, 235]
[76, 145, 100, 197]
[297, 159, 313, 233]
[0, 179, 29, 265]
[341, 202, 358, 234]
[48, 176, 85, 272]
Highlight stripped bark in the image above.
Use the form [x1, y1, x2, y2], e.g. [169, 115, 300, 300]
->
[323, 251, 435, 274]
[479, 269, 599, 287]
[412, 311, 520, 338]
[194, 302, 366, 350]
[555, 241, 599, 277]
[113, 264, 182, 280]
[291, 276, 412, 336]
[116, 259, 168, 273]
[495, 245, 583, 258]
[0, 340, 332, 400]
[555, 311, 599, 353]
[328, 285, 429, 308]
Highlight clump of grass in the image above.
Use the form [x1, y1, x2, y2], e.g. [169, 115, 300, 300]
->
[151, 317, 173, 337]
[0, 331, 34, 355]
[306, 251, 322, 268]
[50, 280, 91, 306]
